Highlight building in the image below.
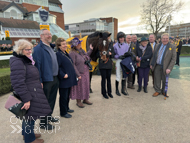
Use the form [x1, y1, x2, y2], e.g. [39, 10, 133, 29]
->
[165, 23, 190, 38]
[0, 0, 69, 44]
[65, 17, 118, 41]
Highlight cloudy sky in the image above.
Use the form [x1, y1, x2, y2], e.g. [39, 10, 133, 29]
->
[61, 0, 190, 34]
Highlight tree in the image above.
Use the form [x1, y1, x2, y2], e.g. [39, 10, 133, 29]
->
[52, 35, 58, 43]
[140, 0, 184, 38]
[5, 37, 11, 40]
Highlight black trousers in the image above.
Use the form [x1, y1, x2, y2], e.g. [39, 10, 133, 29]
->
[176, 52, 180, 65]
[99, 69, 112, 95]
[43, 76, 59, 114]
[59, 88, 71, 116]
[89, 72, 93, 88]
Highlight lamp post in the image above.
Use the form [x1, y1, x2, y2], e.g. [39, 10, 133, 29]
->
[0, 22, 2, 40]
[168, 15, 171, 36]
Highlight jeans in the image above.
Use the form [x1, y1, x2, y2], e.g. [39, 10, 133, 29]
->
[22, 120, 35, 143]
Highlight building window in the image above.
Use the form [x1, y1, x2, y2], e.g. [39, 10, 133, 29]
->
[10, 9, 17, 19]
[4, 12, 10, 18]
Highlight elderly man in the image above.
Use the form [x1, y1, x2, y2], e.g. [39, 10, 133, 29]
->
[148, 34, 157, 86]
[114, 32, 129, 96]
[151, 33, 176, 97]
[126, 35, 137, 89]
[33, 29, 59, 130]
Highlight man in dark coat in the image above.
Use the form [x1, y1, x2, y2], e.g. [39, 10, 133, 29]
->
[175, 36, 182, 66]
[131, 34, 139, 86]
[33, 29, 59, 130]
[126, 35, 137, 89]
[147, 34, 157, 87]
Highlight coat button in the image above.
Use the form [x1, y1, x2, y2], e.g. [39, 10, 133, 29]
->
[34, 88, 36, 91]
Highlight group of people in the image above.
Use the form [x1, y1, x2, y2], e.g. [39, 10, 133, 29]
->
[99, 32, 176, 100]
[10, 29, 93, 143]
[0, 43, 13, 51]
[9, 28, 177, 143]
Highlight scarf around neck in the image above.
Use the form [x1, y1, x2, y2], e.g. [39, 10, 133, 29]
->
[139, 45, 147, 52]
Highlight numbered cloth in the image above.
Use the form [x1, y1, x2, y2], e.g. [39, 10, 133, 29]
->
[120, 56, 136, 78]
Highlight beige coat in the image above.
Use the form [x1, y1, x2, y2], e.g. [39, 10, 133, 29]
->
[151, 42, 176, 75]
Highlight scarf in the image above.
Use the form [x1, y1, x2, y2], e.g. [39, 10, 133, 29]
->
[139, 45, 147, 52]
[28, 55, 35, 65]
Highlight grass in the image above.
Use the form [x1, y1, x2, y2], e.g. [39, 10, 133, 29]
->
[180, 54, 190, 57]
[0, 68, 10, 77]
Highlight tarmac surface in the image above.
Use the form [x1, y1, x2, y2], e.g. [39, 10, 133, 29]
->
[1, 73, 190, 143]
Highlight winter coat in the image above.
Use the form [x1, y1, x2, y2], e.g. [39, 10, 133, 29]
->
[10, 52, 52, 120]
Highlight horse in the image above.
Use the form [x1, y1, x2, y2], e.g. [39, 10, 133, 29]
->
[87, 31, 111, 63]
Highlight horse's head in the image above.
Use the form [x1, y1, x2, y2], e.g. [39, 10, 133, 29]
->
[98, 32, 111, 62]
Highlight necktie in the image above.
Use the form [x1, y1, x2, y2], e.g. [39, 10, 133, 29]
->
[151, 43, 153, 50]
[157, 45, 165, 64]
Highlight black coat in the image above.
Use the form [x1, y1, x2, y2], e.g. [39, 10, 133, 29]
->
[56, 49, 77, 88]
[10, 52, 52, 120]
[97, 42, 115, 70]
[137, 45, 152, 68]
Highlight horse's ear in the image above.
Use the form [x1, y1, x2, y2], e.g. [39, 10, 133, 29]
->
[108, 33, 112, 37]
[99, 32, 103, 38]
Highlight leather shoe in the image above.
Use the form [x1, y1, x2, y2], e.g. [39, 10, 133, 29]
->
[90, 88, 93, 93]
[49, 117, 59, 122]
[162, 93, 169, 97]
[61, 113, 72, 118]
[108, 94, 113, 98]
[103, 94, 109, 99]
[31, 139, 44, 143]
[152, 92, 160, 97]
[68, 109, 74, 113]
[23, 134, 41, 140]
[39, 123, 55, 130]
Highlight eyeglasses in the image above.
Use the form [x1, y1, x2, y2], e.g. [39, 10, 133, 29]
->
[43, 33, 52, 36]
[23, 48, 32, 52]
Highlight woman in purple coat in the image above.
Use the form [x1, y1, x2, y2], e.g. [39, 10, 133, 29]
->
[10, 39, 51, 143]
[69, 37, 93, 108]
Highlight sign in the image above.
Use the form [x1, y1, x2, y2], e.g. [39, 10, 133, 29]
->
[38, 7, 49, 23]
[5, 30, 9, 37]
[40, 25, 50, 31]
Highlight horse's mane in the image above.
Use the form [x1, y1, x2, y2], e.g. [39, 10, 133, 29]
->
[87, 32, 101, 61]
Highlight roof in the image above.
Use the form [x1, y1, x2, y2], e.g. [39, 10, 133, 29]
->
[48, 0, 62, 5]
[0, 1, 28, 13]
[0, 18, 39, 29]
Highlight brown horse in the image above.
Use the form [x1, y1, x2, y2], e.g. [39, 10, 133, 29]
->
[87, 31, 111, 62]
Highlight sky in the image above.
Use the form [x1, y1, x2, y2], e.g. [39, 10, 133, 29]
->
[61, 0, 190, 34]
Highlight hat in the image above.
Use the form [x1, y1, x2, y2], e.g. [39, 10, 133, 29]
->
[175, 36, 180, 39]
[70, 37, 83, 47]
[169, 37, 174, 40]
[140, 37, 148, 42]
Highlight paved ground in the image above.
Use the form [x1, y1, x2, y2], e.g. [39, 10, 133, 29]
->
[1, 73, 190, 143]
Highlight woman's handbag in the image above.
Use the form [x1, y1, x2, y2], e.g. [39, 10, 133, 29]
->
[137, 49, 146, 67]
[5, 92, 27, 120]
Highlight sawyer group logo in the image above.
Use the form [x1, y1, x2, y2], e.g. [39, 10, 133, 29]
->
[38, 7, 49, 23]
[10, 116, 60, 134]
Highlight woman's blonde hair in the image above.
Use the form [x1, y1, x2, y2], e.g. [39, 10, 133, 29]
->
[13, 39, 33, 55]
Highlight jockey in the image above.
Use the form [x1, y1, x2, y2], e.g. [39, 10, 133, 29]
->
[114, 32, 130, 96]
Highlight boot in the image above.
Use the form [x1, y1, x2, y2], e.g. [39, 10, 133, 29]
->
[144, 86, 148, 93]
[115, 80, 121, 96]
[121, 80, 129, 96]
[137, 86, 142, 92]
